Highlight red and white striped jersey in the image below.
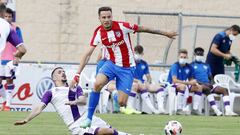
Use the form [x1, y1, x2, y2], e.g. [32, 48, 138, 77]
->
[100, 45, 109, 60]
[90, 21, 138, 67]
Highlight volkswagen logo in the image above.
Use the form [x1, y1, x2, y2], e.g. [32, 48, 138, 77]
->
[36, 77, 55, 99]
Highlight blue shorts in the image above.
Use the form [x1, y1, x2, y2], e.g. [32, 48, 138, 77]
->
[98, 60, 135, 95]
[207, 61, 224, 77]
[96, 59, 107, 75]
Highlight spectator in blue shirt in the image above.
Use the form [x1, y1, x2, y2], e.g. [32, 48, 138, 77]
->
[127, 45, 165, 114]
[167, 49, 197, 114]
[191, 47, 237, 116]
[206, 25, 240, 77]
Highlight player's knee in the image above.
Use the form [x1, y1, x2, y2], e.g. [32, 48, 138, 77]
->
[203, 89, 211, 95]
[132, 83, 138, 92]
[177, 84, 186, 91]
[118, 99, 127, 107]
[94, 82, 105, 91]
[197, 85, 203, 91]
[6, 79, 13, 84]
[215, 87, 229, 95]
[139, 85, 147, 91]
[222, 88, 229, 95]
[107, 84, 115, 92]
[96, 128, 114, 135]
[191, 85, 202, 92]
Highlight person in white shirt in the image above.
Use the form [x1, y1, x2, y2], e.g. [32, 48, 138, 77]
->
[14, 67, 128, 135]
[0, 3, 26, 111]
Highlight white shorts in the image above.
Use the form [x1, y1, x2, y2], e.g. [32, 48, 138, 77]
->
[69, 113, 110, 135]
[0, 64, 16, 79]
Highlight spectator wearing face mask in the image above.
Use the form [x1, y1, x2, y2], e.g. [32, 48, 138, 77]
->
[190, 47, 237, 116]
[125, 45, 166, 114]
[167, 49, 198, 115]
[206, 25, 240, 77]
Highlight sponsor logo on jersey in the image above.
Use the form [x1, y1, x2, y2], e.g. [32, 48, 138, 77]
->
[106, 40, 125, 49]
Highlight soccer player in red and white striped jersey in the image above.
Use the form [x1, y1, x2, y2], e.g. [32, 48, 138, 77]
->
[70, 6, 177, 128]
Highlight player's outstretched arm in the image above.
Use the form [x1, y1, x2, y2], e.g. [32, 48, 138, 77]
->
[70, 46, 95, 89]
[136, 26, 178, 39]
[65, 96, 87, 106]
[14, 103, 46, 125]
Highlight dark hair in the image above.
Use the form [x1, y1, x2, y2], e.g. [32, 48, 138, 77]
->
[178, 49, 188, 55]
[230, 25, 240, 33]
[194, 47, 204, 54]
[0, 3, 6, 14]
[134, 45, 144, 54]
[98, 6, 112, 16]
[6, 8, 14, 16]
[51, 67, 63, 78]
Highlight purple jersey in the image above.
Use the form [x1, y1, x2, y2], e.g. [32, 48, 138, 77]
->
[0, 18, 23, 55]
[41, 86, 85, 126]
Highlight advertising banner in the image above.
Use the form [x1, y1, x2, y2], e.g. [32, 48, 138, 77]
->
[0, 63, 97, 112]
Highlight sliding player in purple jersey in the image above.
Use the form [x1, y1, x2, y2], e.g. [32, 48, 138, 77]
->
[14, 67, 128, 135]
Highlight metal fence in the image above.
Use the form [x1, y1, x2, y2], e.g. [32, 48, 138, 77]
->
[123, 11, 240, 64]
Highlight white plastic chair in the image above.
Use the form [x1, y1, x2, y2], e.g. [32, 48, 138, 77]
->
[159, 73, 177, 115]
[79, 73, 106, 114]
[159, 73, 169, 86]
[214, 74, 240, 113]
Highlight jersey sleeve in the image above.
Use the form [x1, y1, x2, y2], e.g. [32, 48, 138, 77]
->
[170, 64, 178, 78]
[7, 29, 23, 47]
[120, 22, 139, 34]
[144, 62, 150, 75]
[212, 34, 222, 47]
[41, 90, 52, 106]
[90, 27, 101, 47]
[76, 86, 83, 98]
[207, 64, 212, 77]
[228, 44, 231, 51]
[16, 27, 23, 41]
[189, 63, 195, 77]
[188, 65, 194, 79]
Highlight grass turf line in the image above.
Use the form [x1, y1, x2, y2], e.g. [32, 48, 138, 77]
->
[0, 112, 240, 135]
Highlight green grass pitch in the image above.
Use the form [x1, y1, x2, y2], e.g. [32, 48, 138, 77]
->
[0, 112, 240, 135]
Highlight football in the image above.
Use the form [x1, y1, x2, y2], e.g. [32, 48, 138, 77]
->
[164, 120, 183, 135]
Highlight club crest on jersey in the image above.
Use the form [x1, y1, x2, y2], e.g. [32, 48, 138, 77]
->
[185, 69, 190, 74]
[115, 31, 121, 37]
[203, 65, 208, 70]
